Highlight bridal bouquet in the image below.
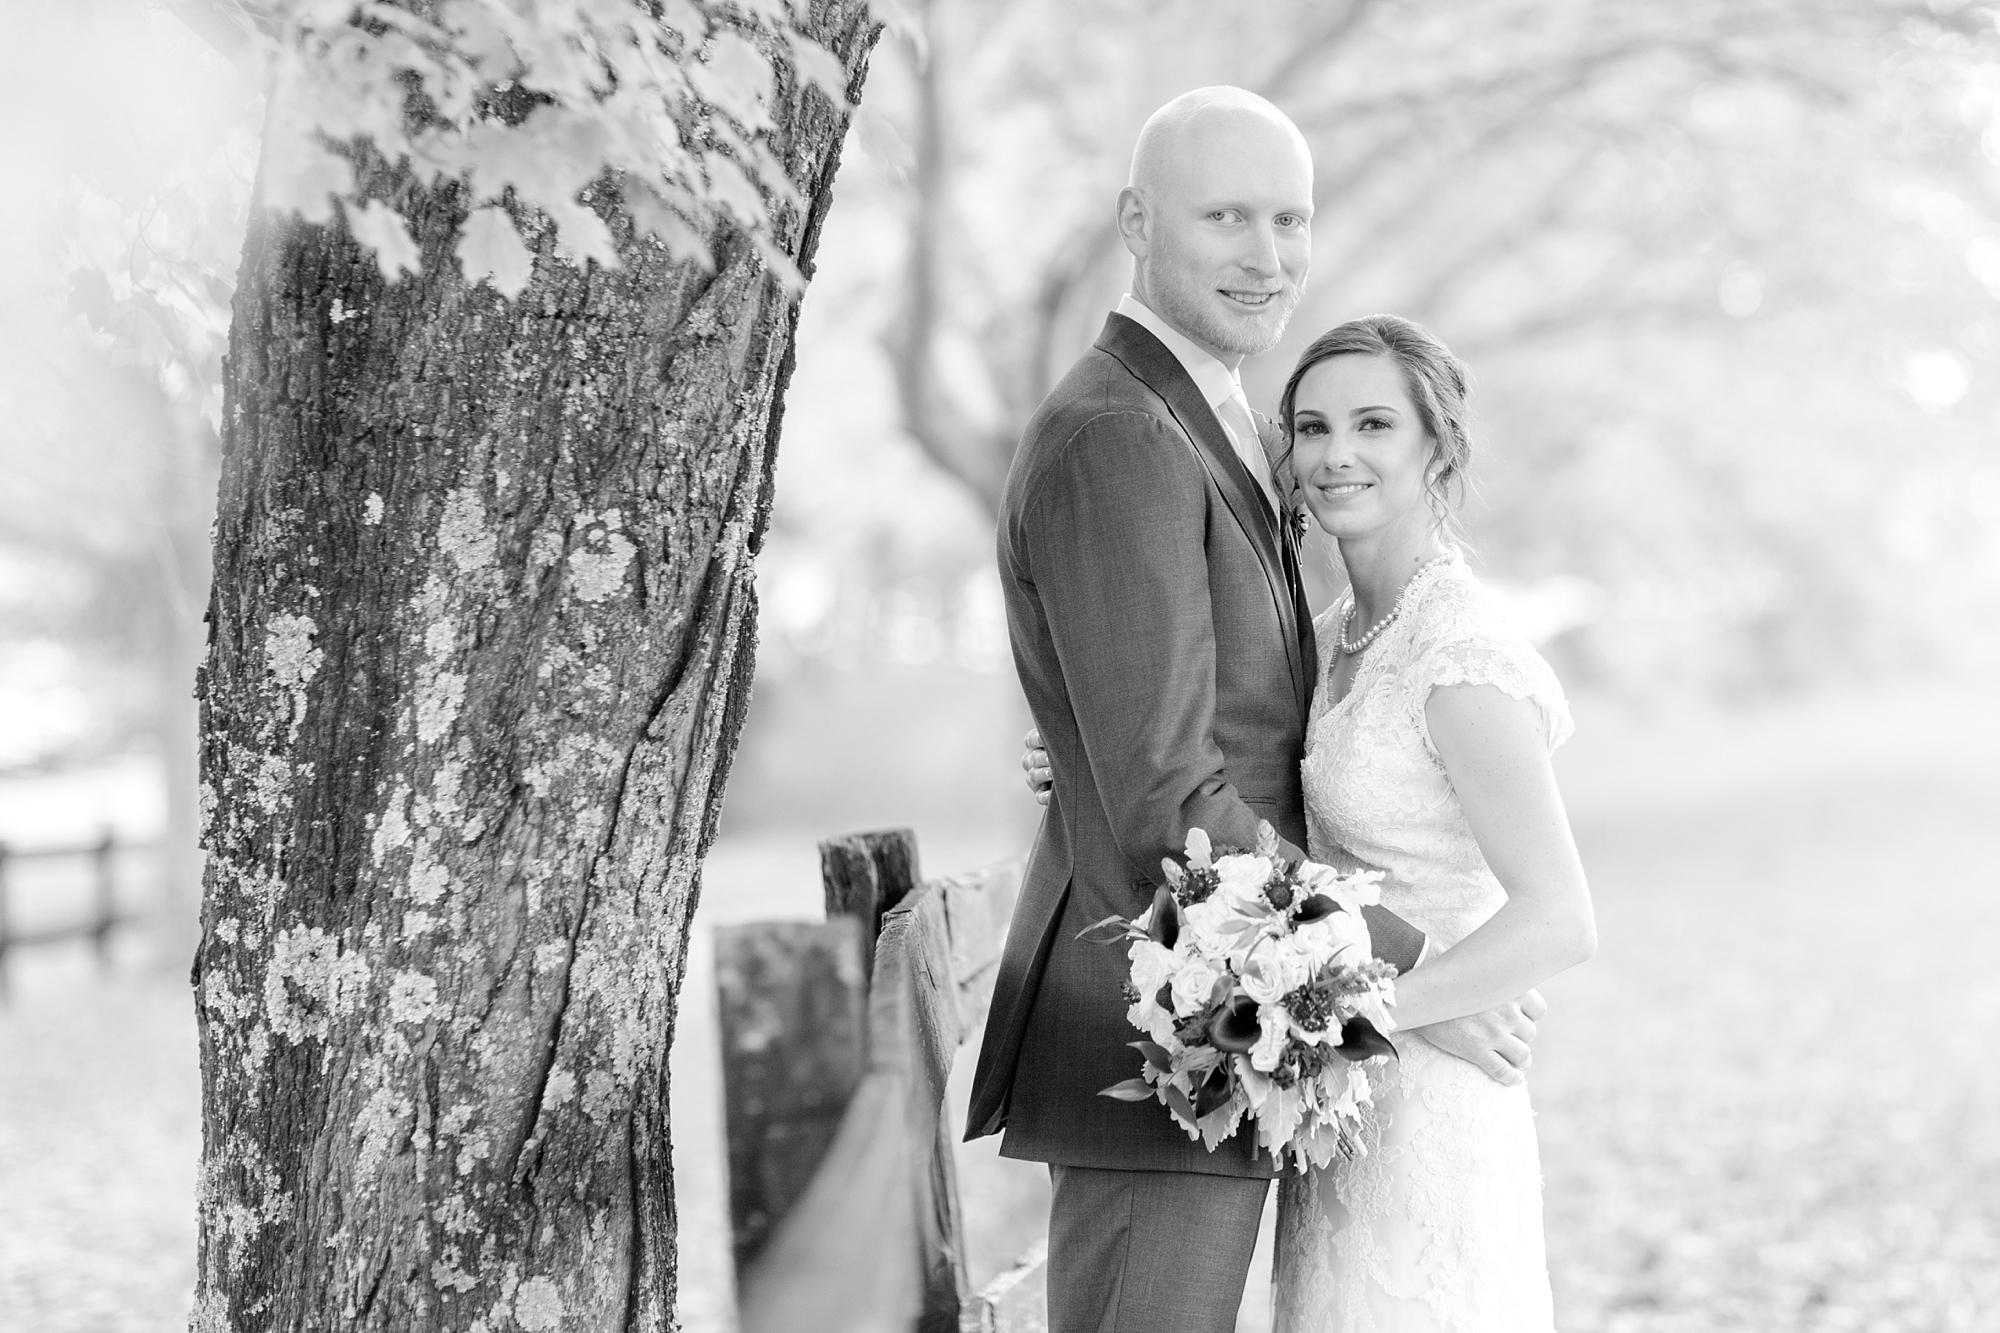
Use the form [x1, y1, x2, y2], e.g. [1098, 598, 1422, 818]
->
[1084, 825, 1400, 1170]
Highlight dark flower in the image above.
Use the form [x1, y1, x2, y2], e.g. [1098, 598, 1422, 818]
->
[1294, 893, 1340, 923]
[1147, 886, 1181, 949]
[1208, 993, 1262, 1053]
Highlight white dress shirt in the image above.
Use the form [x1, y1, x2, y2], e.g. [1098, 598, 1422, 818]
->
[1115, 294, 1279, 512]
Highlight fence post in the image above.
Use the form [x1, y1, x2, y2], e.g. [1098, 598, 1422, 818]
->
[716, 917, 870, 1277]
[819, 828, 921, 989]
[0, 842, 10, 1001]
[91, 828, 116, 973]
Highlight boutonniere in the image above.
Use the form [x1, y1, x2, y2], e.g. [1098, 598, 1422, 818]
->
[1290, 506, 1312, 540]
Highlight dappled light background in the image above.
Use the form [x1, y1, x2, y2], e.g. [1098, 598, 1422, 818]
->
[2, 2, 1997, 1331]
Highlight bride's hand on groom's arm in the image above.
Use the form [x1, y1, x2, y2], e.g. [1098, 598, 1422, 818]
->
[1416, 989, 1548, 1087]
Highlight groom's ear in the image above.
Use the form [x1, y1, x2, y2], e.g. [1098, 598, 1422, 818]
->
[1116, 186, 1151, 257]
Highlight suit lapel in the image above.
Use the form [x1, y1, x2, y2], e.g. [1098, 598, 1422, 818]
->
[1096, 314, 1305, 705]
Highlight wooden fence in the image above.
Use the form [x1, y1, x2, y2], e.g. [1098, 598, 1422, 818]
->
[716, 829, 1047, 1333]
[0, 831, 145, 999]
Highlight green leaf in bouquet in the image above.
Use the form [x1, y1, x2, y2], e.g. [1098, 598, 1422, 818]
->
[1099, 1078, 1158, 1102]
[1076, 914, 1134, 944]
[1129, 1040, 1174, 1074]
[1163, 1083, 1199, 1125]
[1334, 1015, 1398, 1062]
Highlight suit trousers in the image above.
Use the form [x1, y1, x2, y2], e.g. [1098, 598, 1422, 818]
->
[1046, 1163, 1270, 1333]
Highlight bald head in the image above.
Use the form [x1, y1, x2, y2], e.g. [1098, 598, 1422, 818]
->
[1129, 86, 1312, 195]
[1118, 87, 1315, 363]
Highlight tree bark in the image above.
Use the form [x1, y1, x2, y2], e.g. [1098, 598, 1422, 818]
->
[189, 7, 879, 1330]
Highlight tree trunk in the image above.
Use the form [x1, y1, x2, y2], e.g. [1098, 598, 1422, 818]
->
[189, 8, 879, 1330]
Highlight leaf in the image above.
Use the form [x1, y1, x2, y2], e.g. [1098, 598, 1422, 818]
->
[1099, 1078, 1156, 1102]
[784, 30, 852, 104]
[687, 32, 774, 132]
[1335, 1015, 1398, 1063]
[750, 229, 806, 296]
[659, 0, 708, 42]
[624, 182, 714, 271]
[1162, 1083, 1198, 1126]
[1075, 913, 1132, 945]
[545, 198, 621, 271]
[342, 199, 421, 282]
[455, 206, 534, 299]
[262, 140, 355, 226]
[867, 0, 926, 48]
[1129, 1040, 1174, 1075]
[68, 268, 112, 330]
[702, 151, 766, 228]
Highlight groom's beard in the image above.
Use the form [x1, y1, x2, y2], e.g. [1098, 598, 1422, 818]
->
[1143, 253, 1302, 359]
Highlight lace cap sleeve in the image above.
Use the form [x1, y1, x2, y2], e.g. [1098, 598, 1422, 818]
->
[1404, 603, 1574, 758]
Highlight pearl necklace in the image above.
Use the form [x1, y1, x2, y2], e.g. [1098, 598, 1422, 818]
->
[1336, 552, 1454, 655]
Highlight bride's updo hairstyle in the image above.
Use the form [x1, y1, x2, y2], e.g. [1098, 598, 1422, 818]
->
[1277, 314, 1474, 536]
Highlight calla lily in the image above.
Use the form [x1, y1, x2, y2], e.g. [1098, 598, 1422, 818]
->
[1334, 1014, 1398, 1062]
[1207, 992, 1262, 1053]
[1293, 893, 1341, 924]
[1147, 886, 1181, 949]
[1192, 1062, 1235, 1119]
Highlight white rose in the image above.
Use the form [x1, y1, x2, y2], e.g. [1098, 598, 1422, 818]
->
[1170, 957, 1223, 1017]
[1215, 854, 1274, 904]
[1238, 950, 1289, 1006]
[1129, 995, 1179, 1048]
[1179, 900, 1234, 960]
[1129, 939, 1177, 997]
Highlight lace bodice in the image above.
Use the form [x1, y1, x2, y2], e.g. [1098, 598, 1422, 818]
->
[1302, 552, 1572, 951]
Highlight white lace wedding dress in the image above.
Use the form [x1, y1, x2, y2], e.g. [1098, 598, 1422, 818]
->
[1272, 551, 1573, 1333]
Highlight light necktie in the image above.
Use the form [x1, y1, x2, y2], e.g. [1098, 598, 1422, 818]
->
[1216, 389, 1278, 512]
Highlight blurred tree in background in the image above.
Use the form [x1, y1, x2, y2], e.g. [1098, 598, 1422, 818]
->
[843, 0, 2000, 696]
[7, 0, 2000, 929]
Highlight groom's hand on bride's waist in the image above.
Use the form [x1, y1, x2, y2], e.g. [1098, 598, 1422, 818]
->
[1416, 989, 1547, 1087]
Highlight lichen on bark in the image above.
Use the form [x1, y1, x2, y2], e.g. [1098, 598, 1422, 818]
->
[191, 5, 880, 1328]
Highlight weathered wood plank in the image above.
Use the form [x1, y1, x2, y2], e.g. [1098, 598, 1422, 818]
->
[821, 828, 922, 987]
[969, 1242, 1049, 1333]
[715, 918, 868, 1273]
[871, 884, 969, 1333]
[934, 857, 1025, 1033]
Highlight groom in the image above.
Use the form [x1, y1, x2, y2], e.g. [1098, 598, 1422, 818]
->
[965, 88, 1542, 1331]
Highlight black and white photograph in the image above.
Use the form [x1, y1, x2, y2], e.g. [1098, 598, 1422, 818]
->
[1, 2, 1996, 1331]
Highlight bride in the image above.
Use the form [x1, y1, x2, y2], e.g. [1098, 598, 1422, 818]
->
[1269, 314, 1595, 1333]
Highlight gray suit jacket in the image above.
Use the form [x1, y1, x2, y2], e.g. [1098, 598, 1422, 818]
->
[966, 314, 1426, 1176]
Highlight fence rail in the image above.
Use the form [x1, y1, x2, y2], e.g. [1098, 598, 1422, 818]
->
[717, 829, 1045, 1333]
[0, 831, 150, 998]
